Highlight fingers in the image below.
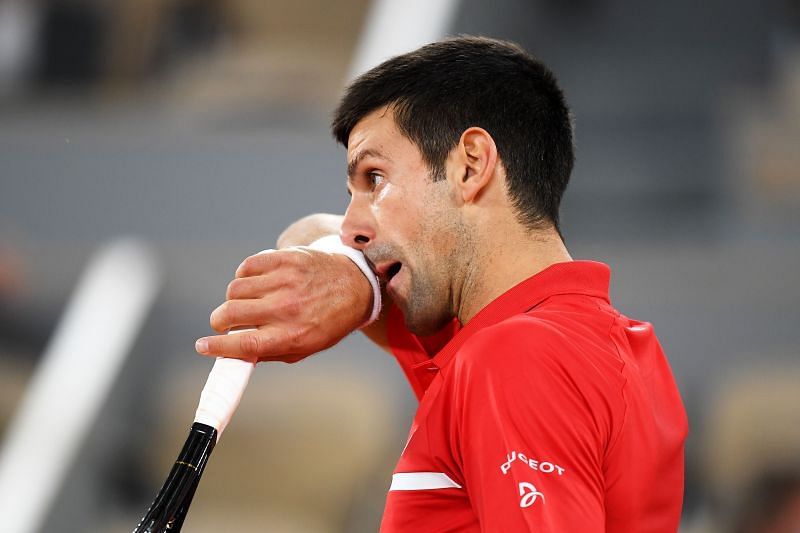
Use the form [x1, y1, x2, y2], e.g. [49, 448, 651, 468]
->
[225, 273, 295, 300]
[197, 245, 370, 363]
[235, 248, 311, 278]
[195, 328, 282, 359]
[209, 297, 302, 333]
[195, 326, 316, 362]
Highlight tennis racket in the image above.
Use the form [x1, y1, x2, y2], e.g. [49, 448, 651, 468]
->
[133, 331, 255, 533]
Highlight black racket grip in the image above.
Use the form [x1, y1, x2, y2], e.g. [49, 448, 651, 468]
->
[133, 422, 217, 532]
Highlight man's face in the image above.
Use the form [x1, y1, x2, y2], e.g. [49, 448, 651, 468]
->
[342, 107, 466, 335]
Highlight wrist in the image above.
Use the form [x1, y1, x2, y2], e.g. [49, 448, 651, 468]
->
[307, 235, 381, 326]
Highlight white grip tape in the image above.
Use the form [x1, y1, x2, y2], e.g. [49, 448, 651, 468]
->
[307, 234, 382, 325]
[194, 329, 256, 440]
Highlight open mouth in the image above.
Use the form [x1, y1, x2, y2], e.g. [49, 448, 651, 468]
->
[368, 257, 404, 286]
[386, 262, 402, 282]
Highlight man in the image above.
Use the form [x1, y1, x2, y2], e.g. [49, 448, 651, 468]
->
[194, 37, 688, 531]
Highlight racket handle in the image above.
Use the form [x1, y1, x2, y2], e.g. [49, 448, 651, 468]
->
[134, 330, 256, 531]
[194, 356, 255, 440]
[132, 423, 216, 533]
[194, 328, 257, 440]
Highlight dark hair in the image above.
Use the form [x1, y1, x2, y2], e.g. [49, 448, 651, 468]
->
[332, 36, 574, 232]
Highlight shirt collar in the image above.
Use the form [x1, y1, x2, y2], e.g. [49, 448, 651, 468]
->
[416, 260, 611, 374]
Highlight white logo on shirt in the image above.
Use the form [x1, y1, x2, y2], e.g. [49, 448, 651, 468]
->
[500, 451, 565, 476]
[519, 482, 545, 508]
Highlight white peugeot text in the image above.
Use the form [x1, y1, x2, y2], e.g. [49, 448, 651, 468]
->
[500, 451, 565, 476]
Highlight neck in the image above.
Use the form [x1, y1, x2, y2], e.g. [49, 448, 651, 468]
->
[456, 225, 571, 325]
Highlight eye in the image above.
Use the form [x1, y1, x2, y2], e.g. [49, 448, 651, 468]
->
[367, 172, 385, 189]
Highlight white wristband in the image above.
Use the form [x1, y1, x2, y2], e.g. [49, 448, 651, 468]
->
[307, 234, 381, 326]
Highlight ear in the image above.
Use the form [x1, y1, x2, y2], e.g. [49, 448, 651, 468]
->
[450, 127, 499, 204]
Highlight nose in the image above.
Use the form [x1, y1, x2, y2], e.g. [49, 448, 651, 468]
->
[340, 194, 375, 251]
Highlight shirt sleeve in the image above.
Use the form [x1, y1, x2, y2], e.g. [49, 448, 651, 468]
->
[451, 320, 610, 532]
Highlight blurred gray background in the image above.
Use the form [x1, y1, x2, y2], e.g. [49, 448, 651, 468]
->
[1, 0, 799, 531]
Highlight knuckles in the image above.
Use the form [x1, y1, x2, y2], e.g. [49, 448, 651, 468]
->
[209, 302, 226, 331]
[278, 297, 303, 318]
[284, 325, 313, 353]
[211, 246, 356, 360]
[226, 278, 243, 300]
[213, 248, 355, 351]
[290, 326, 310, 349]
[236, 256, 256, 278]
[210, 301, 239, 331]
[239, 333, 262, 356]
[238, 249, 316, 280]
[237, 252, 283, 277]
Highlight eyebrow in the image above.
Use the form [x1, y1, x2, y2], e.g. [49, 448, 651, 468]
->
[347, 148, 390, 179]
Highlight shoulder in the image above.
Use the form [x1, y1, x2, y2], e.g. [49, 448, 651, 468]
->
[450, 312, 624, 402]
[446, 315, 574, 404]
[449, 314, 624, 448]
[456, 314, 568, 372]
[448, 315, 620, 450]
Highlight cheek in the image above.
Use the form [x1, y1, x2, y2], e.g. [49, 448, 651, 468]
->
[374, 182, 421, 232]
[375, 182, 393, 203]
[371, 183, 399, 225]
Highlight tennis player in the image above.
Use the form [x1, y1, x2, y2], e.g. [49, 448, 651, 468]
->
[196, 37, 688, 531]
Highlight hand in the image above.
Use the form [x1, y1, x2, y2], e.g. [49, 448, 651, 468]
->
[195, 247, 373, 363]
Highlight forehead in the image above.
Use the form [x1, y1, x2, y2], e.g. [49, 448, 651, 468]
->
[346, 106, 420, 164]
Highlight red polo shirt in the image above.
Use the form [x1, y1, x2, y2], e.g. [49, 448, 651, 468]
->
[382, 261, 687, 532]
